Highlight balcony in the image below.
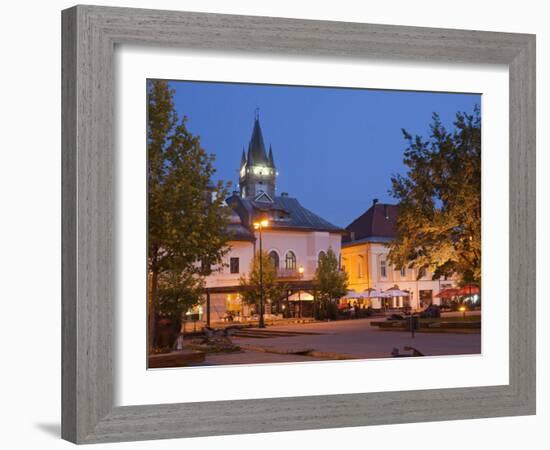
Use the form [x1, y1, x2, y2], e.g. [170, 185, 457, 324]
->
[277, 268, 303, 279]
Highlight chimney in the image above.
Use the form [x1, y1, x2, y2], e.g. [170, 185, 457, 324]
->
[372, 198, 379, 206]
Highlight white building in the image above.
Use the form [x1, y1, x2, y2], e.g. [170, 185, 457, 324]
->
[203, 116, 344, 323]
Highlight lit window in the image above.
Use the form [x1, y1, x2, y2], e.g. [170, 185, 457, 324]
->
[285, 251, 296, 270]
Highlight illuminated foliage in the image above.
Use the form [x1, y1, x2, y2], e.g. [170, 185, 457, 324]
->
[388, 107, 481, 283]
[238, 251, 286, 309]
[313, 248, 348, 319]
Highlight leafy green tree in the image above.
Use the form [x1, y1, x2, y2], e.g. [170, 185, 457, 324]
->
[388, 107, 481, 283]
[313, 248, 348, 320]
[239, 251, 285, 313]
[147, 80, 231, 350]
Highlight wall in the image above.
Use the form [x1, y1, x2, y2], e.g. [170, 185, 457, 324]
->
[205, 240, 255, 288]
[0, 1, 546, 450]
[255, 229, 341, 279]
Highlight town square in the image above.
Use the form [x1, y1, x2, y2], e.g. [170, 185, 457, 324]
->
[147, 79, 481, 367]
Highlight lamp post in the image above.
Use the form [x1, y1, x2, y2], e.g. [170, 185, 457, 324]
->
[253, 219, 269, 328]
[298, 266, 304, 318]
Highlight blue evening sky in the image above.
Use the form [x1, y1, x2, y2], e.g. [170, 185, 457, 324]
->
[168, 80, 479, 228]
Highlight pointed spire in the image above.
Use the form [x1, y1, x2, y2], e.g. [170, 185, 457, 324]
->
[247, 114, 268, 165]
[241, 147, 246, 167]
[268, 145, 275, 168]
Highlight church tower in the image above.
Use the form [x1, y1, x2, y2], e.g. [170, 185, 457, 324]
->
[239, 113, 277, 200]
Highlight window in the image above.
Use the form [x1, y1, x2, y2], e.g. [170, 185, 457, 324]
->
[285, 251, 296, 270]
[418, 267, 427, 279]
[269, 251, 279, 269]
[400, 267, 407, 278]
[230, 257, 239, 274]
[380, 259, 387, 278]
[357, 255, 364, 278]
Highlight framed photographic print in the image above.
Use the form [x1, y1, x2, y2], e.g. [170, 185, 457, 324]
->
[62, 5, 536, 444]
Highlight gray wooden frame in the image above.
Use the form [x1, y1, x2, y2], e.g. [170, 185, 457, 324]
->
[62, 5, 536, 444]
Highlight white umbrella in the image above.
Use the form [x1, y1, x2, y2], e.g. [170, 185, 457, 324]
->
[288, 291, 314, 301]
[345, 290, 363, 299]
[361, 288, 389, 298]
[384, 287, 410, 297]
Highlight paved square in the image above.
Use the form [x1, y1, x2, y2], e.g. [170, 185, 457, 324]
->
[192, 317, 481, 366]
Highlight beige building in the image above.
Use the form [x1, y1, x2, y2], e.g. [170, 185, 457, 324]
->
[341, 200, 456, 310]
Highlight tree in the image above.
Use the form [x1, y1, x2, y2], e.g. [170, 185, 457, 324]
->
[388, 107, 481, 283]
[313, 248, 348, 320]
[239, 251, 285, 313]
[147, 80, 231, 351]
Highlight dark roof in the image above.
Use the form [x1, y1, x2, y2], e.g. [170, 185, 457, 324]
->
[226, 223, 255, 242]
[273, 196, 342, 232]
[343, 203, 399, 243]
[226, 193, 343, 234]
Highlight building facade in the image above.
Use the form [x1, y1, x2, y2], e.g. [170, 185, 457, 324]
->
[341, 200, 456, 310]
[203, 116, 344, 323]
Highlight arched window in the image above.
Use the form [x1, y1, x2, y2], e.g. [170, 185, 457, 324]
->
[269, 250, 279, 269]
[285, 251, 296, 270]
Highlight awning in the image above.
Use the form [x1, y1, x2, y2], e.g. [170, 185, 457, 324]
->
[457, 284, 480, 296]
[435, 288, 460, 298]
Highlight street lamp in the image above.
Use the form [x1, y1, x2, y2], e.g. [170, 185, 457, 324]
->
[459, 305, 466, 320]
[253, 218, 269, 328]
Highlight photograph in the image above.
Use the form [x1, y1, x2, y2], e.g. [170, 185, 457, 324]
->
[147, 79, 482, 368]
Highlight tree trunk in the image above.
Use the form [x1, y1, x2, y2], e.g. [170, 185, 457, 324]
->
[149, 268, 159, 354]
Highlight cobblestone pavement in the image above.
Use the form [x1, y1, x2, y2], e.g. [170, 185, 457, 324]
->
[194, 317, 481, 366]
